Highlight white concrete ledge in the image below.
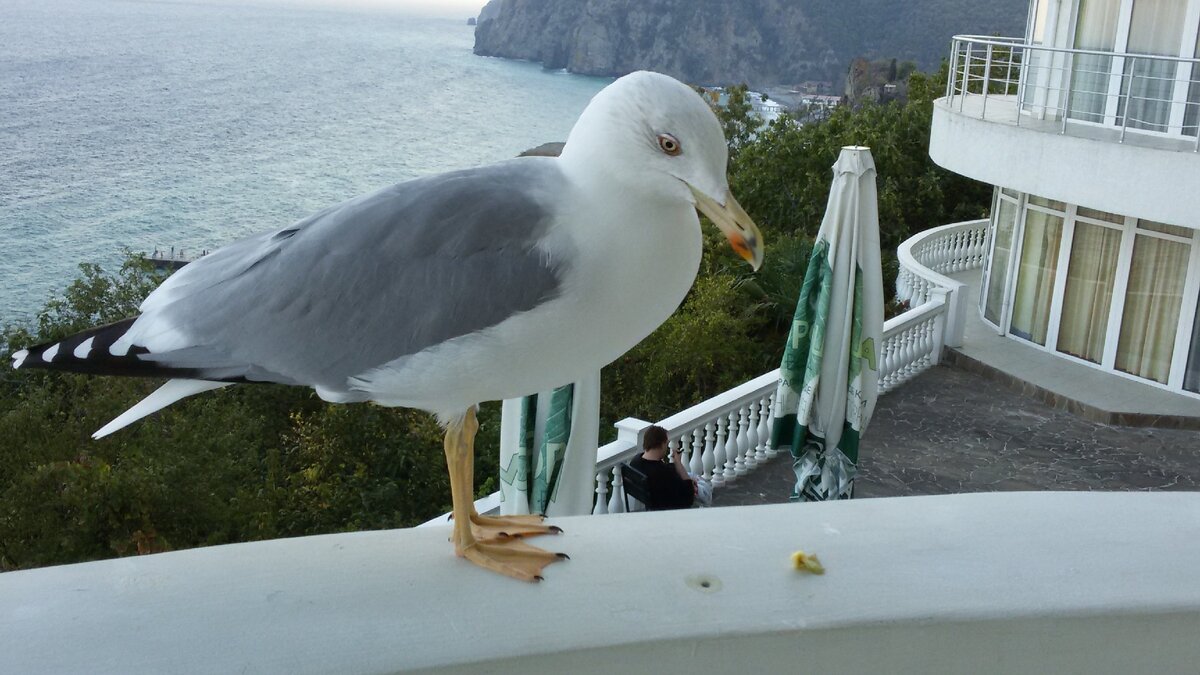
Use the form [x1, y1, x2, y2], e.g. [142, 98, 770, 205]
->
[4, 492, 1200, 673]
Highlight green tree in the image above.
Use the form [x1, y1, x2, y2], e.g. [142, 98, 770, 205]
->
[0, 256, 469, 570]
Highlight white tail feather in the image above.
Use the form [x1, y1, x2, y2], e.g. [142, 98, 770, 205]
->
[93, 379, 229, 439]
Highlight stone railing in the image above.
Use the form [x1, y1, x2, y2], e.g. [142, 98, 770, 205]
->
[896, 219, 988, 348]
[877, 298, 948, 395]
[947, 34, 1200, 150]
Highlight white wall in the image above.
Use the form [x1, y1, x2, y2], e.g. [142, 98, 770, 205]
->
[930, 99, 1200, 228]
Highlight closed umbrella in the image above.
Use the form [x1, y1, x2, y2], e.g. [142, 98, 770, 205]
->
[770, 146, 884, 501]
[498, 371, 600, 516]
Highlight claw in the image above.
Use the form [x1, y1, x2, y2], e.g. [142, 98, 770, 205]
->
[556, 553, 570, 560]
[548, 525, 564, 534]
[534, 575, 544, 582]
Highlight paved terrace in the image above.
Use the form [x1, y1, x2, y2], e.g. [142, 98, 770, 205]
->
[716, 273, 1200, 507]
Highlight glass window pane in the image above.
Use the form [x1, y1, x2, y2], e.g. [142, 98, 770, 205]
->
[1185, 29, 1200, 136]
[1077, 206, 1125, 224]
[1031, 0, 1050, 44]
[1185, 291, 1200, 393]
[1138, 219, 1193, 238]
[1120, 57, 1178, 131]
[1069, 0, 1121, 122]
[1116, 235, 1189, 383]
[1010, 209, 1065, 345]
[1119, 0, 1188, 132]
[1028, 194, 1067, 211]
[985, 197, 1019, 325]
[1057, 222, 1122, 362]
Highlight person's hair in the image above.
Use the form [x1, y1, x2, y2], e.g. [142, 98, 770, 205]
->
[643, 425, 668, 451]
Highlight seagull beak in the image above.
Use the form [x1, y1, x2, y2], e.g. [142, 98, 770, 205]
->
[688, 185, 764, 271]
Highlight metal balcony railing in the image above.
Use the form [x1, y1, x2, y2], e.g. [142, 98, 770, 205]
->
[946, 35, 1200, 151]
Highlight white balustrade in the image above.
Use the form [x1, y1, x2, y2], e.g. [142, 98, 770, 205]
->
[897, 219, 987, 349]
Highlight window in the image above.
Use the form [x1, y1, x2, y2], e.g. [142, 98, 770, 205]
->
[985, 195, 1019, 325]
[1069, 0, 1122, 122]
[1057, 221, 1122, 362]
[1115, 233, 1190, 383]
[1118, 0, 1189, 132]
[1010, 208, 1064, 345]
[1186, 292, 1200, 392]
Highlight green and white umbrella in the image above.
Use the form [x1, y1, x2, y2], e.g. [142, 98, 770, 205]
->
[498, 370, 600, 516]
[770, 146, 884, 501]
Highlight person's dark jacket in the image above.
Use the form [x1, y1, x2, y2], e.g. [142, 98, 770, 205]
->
[630, 454, 694, 510]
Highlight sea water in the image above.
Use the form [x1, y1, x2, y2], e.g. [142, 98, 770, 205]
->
[0, 0, 609, 324]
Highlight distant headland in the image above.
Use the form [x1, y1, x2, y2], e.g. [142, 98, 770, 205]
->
[473, 0, 1026, 88]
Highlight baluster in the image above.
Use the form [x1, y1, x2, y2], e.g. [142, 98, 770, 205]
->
[689, 427, 705, 477]
[669, 437, 681, 467]
[744, 402, 760, 470]
[901, 326, 918, 383]
[909, 323, 923, 374]
[701, 421, 717, 481]
[759, 396, 776, 459]
[593, 470, 609, 515]
[732, 408, 749, 476]
[879, 335, 894, 392]
[916, 319, 936, 367]
[677, 432, 693, 475]
[892, 331, 905, 383]
[711, 416, 729, 487]
[607, 465, 624, 514]
[723, 411, 740, 481]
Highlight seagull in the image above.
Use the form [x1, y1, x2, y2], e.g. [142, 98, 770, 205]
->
[11, 71, 763, 581]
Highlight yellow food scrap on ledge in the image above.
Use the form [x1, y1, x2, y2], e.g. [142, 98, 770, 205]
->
[792, 550, 825, 574]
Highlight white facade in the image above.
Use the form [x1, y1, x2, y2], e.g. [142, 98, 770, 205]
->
[929, 0, 1200, 398]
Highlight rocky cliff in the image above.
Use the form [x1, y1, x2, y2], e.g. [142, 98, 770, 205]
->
[474, 0, 1026, 86]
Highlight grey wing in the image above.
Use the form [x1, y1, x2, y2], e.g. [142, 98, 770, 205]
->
[119, 158, 572, 392]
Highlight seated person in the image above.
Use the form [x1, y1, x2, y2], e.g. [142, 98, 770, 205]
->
[629, 425, 695, 510]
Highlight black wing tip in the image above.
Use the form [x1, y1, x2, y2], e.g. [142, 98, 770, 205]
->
[12, 317, 139, 373]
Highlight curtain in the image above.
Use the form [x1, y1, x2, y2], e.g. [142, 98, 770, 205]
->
[1115, 235, 1189, 383]
[1119, 0, 1188, 132]
[984, 197, 1018, 325]
[1069, 0, 1121, 122]
[1010, 209, 1064, 345]
[1057, 222, 1122, 362]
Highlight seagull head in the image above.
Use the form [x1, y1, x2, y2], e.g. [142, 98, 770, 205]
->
[560, 71, 764, 270]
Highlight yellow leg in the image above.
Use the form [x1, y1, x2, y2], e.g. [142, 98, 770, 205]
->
[444, 407, 567, 581]
[469, 513, 562, 541]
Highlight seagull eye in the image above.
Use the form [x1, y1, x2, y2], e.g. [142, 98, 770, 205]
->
[657, 133, 681, 156]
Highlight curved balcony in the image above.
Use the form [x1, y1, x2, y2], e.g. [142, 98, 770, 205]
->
[929, 35, 1200, 226]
